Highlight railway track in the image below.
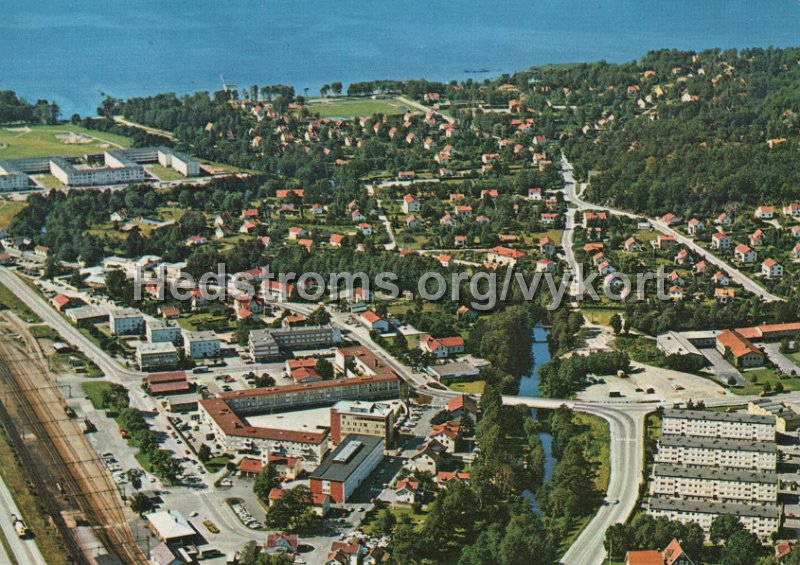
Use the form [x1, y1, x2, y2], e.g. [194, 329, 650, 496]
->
[0, 314, 146, 564]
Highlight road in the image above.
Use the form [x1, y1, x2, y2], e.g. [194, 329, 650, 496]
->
[0, 473, 46, 564]
[112, 115, 177, 140]
[559, 155, 782, 303]
[396, 96, 455, 124]
[503, 396, 651, 565]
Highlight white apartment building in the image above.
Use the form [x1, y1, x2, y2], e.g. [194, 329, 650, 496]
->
[656, 435, 777, 471]
[183, 330, 220, 358]
[647, 497, 780, 542]
[146, 319, 183, 343]
[662, 408, 776, 442]
[650, 464, 778, 503]
[109, 308, 145, 335]
[248, 325, 341, 361]
[137, 342, 179, 371]
[199, 398, 328, 468]
[249, 330, 280, 361]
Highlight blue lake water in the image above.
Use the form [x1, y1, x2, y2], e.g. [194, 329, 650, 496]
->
[3, 1, 800, 117]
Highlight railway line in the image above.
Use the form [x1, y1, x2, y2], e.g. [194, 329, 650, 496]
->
[0, 313, 146, 564]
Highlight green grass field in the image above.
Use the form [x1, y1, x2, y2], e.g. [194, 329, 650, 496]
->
[146, 164, 186, 181]
[448, 380, 486, 394]
[81, 381, 114, 409]
[306, 96, 411, 119]
[732, 367, 800, 395]
[0, 124, 132, 159]
[0, 281, 41, 323]
[0, 200, 26, 227]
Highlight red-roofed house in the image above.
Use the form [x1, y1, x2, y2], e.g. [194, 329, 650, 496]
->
[625, 550, 664, 565]
[402, 194, 420, 214]
[420, 335, 465, 358]
[487, 246, 526, 267]
[755, 206, 775, 220]
[265, 532, 298, 555]
[711, 232, 731, 250]
[735, 244, 757, 263]
[762, 258, 783, 278]
[359, 310, 389, 333]
[447, 395, 477, 418]
[395, 476, 422, 504]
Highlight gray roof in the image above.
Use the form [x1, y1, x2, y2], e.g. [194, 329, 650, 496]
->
[648, 496, 780, 519]
[309, 434, 383, 483]
[663, 408, 776, 426]
[658, 433, 776, 453]
[184, 330, 218, 342]
[653, 463, 778, 484]
[138, 342, 178, 354]
[750, 400, 800, 422]
[657, 331, 702, 357]
[249, 329, 277, 345]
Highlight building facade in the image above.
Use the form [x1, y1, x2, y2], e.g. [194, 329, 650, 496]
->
[330, 400, 395, 445]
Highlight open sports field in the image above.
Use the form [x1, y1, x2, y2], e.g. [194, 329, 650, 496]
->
[0, 124, 132, 159]
[306, 96, 411, 119]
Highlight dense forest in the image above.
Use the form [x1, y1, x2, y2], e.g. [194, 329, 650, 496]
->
[0, 90, 60, 125]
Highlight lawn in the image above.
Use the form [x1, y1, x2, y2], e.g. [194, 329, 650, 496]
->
[31, 174, 65, 189]
[0, 281, 41, 322]
[581, 307, 624, 327]
[361, 504, 426, 536]
[81, 381, 115, 409]
[306, 96, 411, 119]
[732, 367, 800, 395]
[29, 324, 61, 340]
[0, 200, 26, 227]
[146, 164, 186, 181]
[448, 380, 486, 394]
[0, 124, 131, 159]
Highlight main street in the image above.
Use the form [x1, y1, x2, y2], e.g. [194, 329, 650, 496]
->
[559, 154, 782, 303]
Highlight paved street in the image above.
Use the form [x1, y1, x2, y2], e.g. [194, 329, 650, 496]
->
[0, 473, 46, 564]
[559, 154, 782, 303]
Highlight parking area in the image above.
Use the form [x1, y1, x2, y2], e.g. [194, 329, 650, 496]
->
[579, 361, 730, 403]
[763, 343, 800, 377]
[700, 347, 746, 387]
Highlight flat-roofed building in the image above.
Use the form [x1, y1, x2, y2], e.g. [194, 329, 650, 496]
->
[650, 463, 778, 503]
[145, 510, 196, 544]
[157, 149, 200, 177]
[146, 319, 183, 343]
[748, 399, 800, 433]
[249, 325, 341, 361]
[183, 330, 220, 358]
[662, 408, 776, 442]
[199, 398, 328, 467]
[656, 434, 777, 471]
[137, 342, 179, 371]
[309, 434, 384, 503]
[330, 400, 395, 445]
[66, 305, 109, 324]
[656, 331, 705, 363]
[218, 373, 399, 414]
[647, 497, 779, 542]
[109, 308, 144, 335]
[249, 329, 279, 361]
[167, 393, 199, 413]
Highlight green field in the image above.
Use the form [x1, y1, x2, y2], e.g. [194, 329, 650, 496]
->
[146, 164, 186, 181]
[0, 200, 26, 227]
[306, 96, 411, 119]
[732, 367, 800, 395]
[0, 124, 132, 159]
[0, 281, 41, 323]
[81, 381, 115, 409]
[448, 380, 487, 394]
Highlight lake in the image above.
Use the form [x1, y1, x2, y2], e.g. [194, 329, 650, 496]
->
[3, 0, 800, 117]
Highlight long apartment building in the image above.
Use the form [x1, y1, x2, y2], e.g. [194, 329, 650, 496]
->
[647, 498, 780, 543]
[662, 408, 776, 442]
[648, 408, 780, 542]
[199, 397, 329, 467]
[656, 435, 777, 471]
[248, 325, 341, 361]
[651, 463, 778, 503]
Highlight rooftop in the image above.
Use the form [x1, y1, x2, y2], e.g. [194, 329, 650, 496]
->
[663, 408, 775, 426]
[653, 463, 777, 484]
[647, 496, 780, 519]
[658, 433, 776, 453]
[309, 434, 383, 483]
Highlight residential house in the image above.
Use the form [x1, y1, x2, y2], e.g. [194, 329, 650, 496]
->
[447, 395, 478, 419]
[420, 335, 465, 358]
[669, 286, 684, 301]
[536, 259, 556, 273]
[406, 216, 420, 228]
[351, 209, 366, 222]
[624, 237, 642, 252]
[715, 288, 735, 303]
[486, 246, 526, 267]
[762, 258, 783, 278]
[687, 218, 704, 234]
[711, 232, 731, 250]
[654, 235, 677, 249]
[539, 237, 556, 257]
[265, 532, 298, 556]
[716, 330, 764, 368]
[358, 223, 374, 235]
[430, 422, 462, 452]
[794, 243, 800, 260]
[402, 194, 420, 214]
[662, 213, 680, 226]
[288, 227, 306, 240]
[674, 249, 691, 265]
[541, 212, 559, 224]
[712, 272, 730, 286]
[784, 203, 800, 219]
[395, 477, 422, 505]
[750, 229, 765, 247]
[406, 440, 446, 474]
[735, 244, 757, 263]
[528, 188, 543, 200]
[454, 235, 467, 247]
[716, 212, 733, 226]
[330, 234, 345, 247]
[437, 254, 453, 268]
[755, 206, 775, 220]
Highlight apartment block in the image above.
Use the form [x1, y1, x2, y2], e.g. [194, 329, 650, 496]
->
[146, 319, 183, 343]
[330, 400, 395, 445]
[650, 464, 777, 503]
[183, 330, 220, 358]
[109, 308, 145, 335]
[137, 342, 179, 371]
[661, 408, 776, 442]
[656, 435, 777, 471]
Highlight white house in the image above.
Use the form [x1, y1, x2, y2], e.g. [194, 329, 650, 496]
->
[762, 258, 783, 278]
[735, 244, 757, 263]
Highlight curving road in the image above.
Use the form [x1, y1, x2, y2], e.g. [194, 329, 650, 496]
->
[503, 396, 652, 565]
[560, 155, 782, 303]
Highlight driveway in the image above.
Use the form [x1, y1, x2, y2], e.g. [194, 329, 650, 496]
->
[700, 347, 746, 387]
[763, 343, 800, 377]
